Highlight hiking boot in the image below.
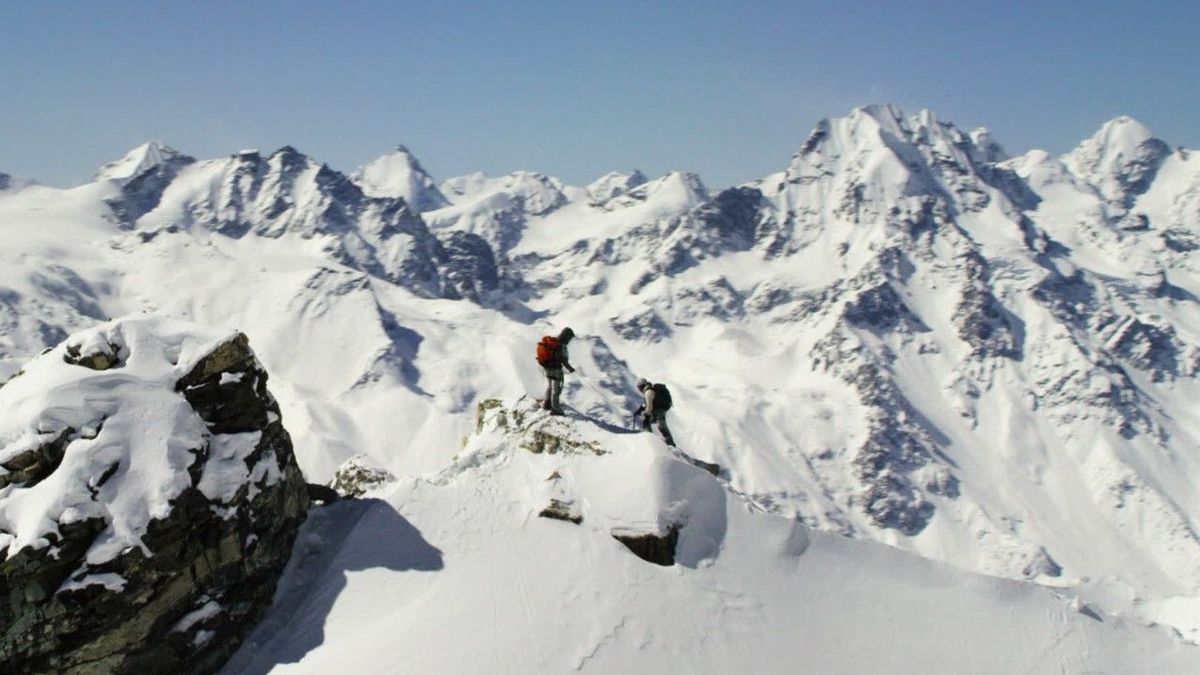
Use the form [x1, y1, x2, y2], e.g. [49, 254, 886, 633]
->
[549, 409, 565, 417]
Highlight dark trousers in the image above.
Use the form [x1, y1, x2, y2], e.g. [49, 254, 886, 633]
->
[543, 367, 564, 411]
[648, 409, 675, 446]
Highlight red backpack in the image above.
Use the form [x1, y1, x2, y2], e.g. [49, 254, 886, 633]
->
[535, 336, 561, 366]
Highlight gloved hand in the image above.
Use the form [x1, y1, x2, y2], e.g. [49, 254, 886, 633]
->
[641, 415, 652, 431]
[565, 364, 575, 373]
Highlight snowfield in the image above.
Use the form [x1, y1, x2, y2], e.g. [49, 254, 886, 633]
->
[4, 104, 1200, 671]
[222, 399, 1199, 674]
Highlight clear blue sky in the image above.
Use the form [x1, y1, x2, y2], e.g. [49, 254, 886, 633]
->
[1, 1, 1197, 189]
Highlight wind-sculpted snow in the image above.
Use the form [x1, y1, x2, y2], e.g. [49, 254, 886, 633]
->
[5, 104, 1200, 647]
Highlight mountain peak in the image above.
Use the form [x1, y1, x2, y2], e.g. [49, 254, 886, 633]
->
[94, 141, 192, 184]
[586, 170, 649, 202]
[1064, 116, 1170, 206]
[352, 145, 449, 212]
[969, 127, 1009, 163]
[851, 103, 908, 124]
[1067, 116, 1160, 165]
[1097, 115, 1155, 143]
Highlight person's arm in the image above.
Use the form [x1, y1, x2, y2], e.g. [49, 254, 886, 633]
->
[561, 344, 574, 372]
[644, 387, 655, 416]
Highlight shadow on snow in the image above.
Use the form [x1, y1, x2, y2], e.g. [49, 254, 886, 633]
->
[220, 498, 443, 674]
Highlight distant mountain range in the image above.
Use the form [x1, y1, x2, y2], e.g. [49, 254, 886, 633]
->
[3, 104, 1200, 646]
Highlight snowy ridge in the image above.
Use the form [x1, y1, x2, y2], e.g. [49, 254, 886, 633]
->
[95, 140, 192, 184]
[4, 105, 1200, 661]
[223, 398, 1200, 673]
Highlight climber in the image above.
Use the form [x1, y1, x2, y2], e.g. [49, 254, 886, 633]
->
[635, 377, 676, 447]
[535, 327, 575, 415]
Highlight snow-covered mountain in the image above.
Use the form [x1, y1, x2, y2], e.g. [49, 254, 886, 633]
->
[4, 105, 1200, 670]
[350, 145, 450, 212]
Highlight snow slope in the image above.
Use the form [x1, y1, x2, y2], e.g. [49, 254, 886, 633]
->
[222, 399, 1198, 674]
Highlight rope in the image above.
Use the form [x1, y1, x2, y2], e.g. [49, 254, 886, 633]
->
[573, 370, 630, 417]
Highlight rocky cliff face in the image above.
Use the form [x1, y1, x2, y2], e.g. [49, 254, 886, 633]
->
[0, 318, 309, 674]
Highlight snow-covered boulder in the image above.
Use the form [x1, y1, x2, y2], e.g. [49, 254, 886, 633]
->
[473, 397, 722, 567]
[329, 453, 397, 499]
[0, 317, 309, 674]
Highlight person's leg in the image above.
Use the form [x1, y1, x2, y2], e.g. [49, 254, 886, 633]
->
[543, 375, 553, 410]
[550, 375, 564, 412]
[655, 413, 676, 447]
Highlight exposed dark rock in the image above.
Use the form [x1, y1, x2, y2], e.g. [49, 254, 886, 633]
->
[676, 451, 720, 477]
[437, 231, 499, 302]
[613, 525, 680, 566]
[843, 282, 922, 334]
[329, 454, 397, 499]
[0, 331, 309, 675]
[811, 328, 943, 535]
[106, 152, 197, 226]
[0, 428, 74, 490]
[1163, 228, 1200, 253]
[475, 398, 607, 457]
[175, 333, 270, 433]
[611, 309, 672, 343]
[306, 483, 341, 504]
[691, 186, 764, 252]
[953, 251, 1020, 359]
[672, 278, 744, 325]
[1105, 317, 1184, 382]
[538, 499, 582, 525]
[63, 341, 122, 370]
[1114, 138, 1171, 209]
[1023, 547, 1063, 579]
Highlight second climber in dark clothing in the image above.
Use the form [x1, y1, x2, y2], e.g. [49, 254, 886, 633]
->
[636, 377, 676, 447]
[539, 327, 575, 415]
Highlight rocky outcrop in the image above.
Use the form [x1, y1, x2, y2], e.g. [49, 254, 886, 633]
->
[0, 318, 309, 674]
[437, 231, 500, 302]
[612, 525, 680, 566]
[538, 499, 583, 525]
[329, 454, 397, 499]
[476, 398, 606, 456]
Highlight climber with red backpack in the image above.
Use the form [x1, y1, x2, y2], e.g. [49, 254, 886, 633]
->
[535, 327, 575, 415]
[635, 377, 676, 447]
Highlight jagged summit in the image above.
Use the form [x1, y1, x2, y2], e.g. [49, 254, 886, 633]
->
[774, 104, 1032, 237]
[586, 170, 649, 203]
[94, 140, 194, 184]
[351, 145, 450, 212]
[1063, 115, 1170, 208]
